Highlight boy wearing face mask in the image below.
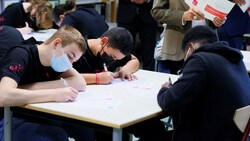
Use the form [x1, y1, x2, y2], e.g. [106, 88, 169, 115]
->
[72, 27, 168, 141]
[0, 25, 95, 141]
[73, 27, 140, 84]
[157, 26, 250, 141]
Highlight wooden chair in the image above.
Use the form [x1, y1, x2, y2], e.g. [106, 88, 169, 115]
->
[233, 105, 250, 141]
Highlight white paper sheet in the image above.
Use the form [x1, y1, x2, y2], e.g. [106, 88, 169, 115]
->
[61, 91, 122, 110]
[238, 0, 250, 12]
[185, 0, 235, 21]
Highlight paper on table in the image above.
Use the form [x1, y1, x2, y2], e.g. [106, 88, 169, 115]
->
[62, 91, 122, 110]
[238, 0, 250, 12]
[111, 78, 159, 98]
[185, 0, 235, 21]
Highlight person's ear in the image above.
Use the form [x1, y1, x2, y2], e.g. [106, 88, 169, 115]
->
[52, 38, 62, 49]
[100, 37, 109, 46]
[59, 15, 65, 21]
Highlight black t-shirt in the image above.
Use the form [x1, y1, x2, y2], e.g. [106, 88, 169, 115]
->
[73, 42, 132, 73]
[0, 40, 60, 119]
[0, 25, 24, 60]
[0, 2, 39, 31]
[61, 7, 109, 39]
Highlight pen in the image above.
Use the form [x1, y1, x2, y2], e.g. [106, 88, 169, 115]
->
[61, 78, 68, 87]
[169, 77, 172, 85]
[103, 63, 108, 72]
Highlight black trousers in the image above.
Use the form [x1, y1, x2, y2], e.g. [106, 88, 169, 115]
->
[118, 14, 157, 71]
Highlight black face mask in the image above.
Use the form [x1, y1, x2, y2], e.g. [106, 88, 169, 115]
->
[97, 52, 116, 67]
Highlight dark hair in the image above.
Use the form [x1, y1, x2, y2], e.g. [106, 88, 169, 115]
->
[52, 0, 75, 23]
[101, 27, 134, 55]
[181, 25, 218, 51]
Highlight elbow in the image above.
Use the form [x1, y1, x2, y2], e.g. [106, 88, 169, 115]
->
[0, 91, 10, 107]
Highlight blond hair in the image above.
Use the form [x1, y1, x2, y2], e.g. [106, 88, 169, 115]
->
[35, 1, 53, 29]
[27, 0, 53, 29]
[44, 25, 86, 52]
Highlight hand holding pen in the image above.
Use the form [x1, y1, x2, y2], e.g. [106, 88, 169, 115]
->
[96, 63, 115, 84]
[162, 77, 173, 88]
[59, 78, 78, 102]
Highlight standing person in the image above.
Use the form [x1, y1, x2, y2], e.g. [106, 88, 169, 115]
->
[73, 27, 140, 84]
[151, 0, 226, 74]
[0, 0, 54, 34]
[157, 25, 250, 141]
[217, 1, 250, 50]
[52, 0, 109, 39]
[0, 25, 95, 141]
[117, 0, 158, 71]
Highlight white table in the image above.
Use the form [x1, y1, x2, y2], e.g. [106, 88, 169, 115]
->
[4, 70, 179, 141]
[241, 50, 250, 73]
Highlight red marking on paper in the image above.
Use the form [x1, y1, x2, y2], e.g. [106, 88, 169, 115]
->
[192, 0, 198, 6]
[204, 4, 227, 19]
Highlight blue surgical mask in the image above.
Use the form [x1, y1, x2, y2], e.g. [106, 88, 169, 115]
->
[50, 49, 72, 72]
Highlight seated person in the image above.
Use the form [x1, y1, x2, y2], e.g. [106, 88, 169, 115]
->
[0, 25, 24, 60]
[157, 25, 250, 141]
[52, 0, 109, 39]
[73, 27, 168, 141]
[0, 25, 95, 141]
[73, 27, 140, 84]
[0, 0, 54, 34]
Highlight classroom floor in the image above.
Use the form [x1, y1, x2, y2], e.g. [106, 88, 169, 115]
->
[68, 117, 172, 141]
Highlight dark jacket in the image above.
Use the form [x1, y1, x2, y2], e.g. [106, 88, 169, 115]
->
[220, 5, 250, 36]
[158, 42, 250, 141]
[117, 0, 156, 24]
[61, 7, 108, 39]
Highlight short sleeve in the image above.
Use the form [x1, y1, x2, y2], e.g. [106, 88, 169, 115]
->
[0, 47, 30, 84]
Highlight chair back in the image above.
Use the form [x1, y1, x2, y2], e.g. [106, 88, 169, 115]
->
[233, 105, 250, 141]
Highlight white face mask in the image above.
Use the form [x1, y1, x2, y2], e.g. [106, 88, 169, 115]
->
[50, 49, 72, 72]
[184, 47, 193, 61]
[184, 43, 199, 61]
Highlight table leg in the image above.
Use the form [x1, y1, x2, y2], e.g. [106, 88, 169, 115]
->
[112, 128, 122, 141]
[4, 107, 12, 141]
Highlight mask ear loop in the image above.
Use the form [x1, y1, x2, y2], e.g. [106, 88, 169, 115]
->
[100, 41, 108, 55]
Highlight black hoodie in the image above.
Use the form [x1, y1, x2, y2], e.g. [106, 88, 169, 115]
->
[157, 41, 250, 141]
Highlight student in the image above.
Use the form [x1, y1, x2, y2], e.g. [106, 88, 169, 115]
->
[157, 25, 250, 141]
[52, 0, 109, 39]
[0, 25, 24, 60]
[0, 25, 95, 141]
[0, 0, 54, 34]
[73, 27, 167, 141]
[73, 27, 140, 84]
